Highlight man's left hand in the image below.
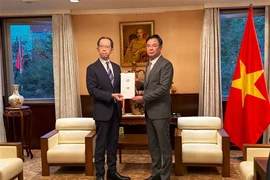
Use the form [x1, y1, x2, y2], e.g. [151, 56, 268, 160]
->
[132, 96, 144, 104]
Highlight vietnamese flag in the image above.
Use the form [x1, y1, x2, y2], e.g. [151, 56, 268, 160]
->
[224, 8, 270, 150]
[15, 37, 24, 72]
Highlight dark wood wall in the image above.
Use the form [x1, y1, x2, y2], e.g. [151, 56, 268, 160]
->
[81, 94, 199, 117]
[4, 94, 199, 149]
[3, 102, 56, 149]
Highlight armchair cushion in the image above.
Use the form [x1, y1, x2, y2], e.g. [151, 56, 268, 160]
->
[182, 130, 218, 144]
[182, 144, 222, 164]
[0, 158, 23, 180]
[47, 144, 85, 163]
[0, 146, 18, 158]
[239, 161, 253, 180]
[0, 142, 23, 180]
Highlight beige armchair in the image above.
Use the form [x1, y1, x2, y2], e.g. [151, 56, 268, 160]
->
[0, 142, 23, 180]
[40, 117, 96, 176]
[174, 116, 230, 177]
[239, 144, 270, 180]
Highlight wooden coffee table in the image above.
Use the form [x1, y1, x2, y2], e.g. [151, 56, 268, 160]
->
[118, 134, 148, 163]
[254, 157, 268, 180]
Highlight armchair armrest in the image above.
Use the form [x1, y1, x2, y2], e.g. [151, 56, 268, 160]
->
[174, 128, 184, 175]
[85, 130, 97, 176]
[217, 129, 230, 148]
[242, 144, 270, 161]
[217, 129, 230, 177]
[41, 130, 59, 150]
[0, 142, 22, 159]
[85, 131, 97, 155]
[40, 130, 58, 169]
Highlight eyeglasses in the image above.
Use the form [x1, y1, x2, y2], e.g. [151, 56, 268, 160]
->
[99, 45, 111, 49]
[146, 44, 159, 48]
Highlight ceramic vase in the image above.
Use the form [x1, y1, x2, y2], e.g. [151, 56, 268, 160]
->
[130, 99, 144, 115]
[8, 84, 24, 108]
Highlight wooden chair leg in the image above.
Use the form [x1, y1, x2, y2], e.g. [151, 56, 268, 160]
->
[222, 162, 230, 177]
[18, 171, 23, 180]
[175, 162, 185, 176]
[42, 163, 50, 176]
[119, 149, 122, 163]
[85, 158, 94, 176]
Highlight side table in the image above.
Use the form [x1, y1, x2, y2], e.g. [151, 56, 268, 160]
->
[254, 157, 268, 180]
[3, 105, 33, 159]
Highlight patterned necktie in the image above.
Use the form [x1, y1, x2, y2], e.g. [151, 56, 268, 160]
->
[106, 61, 114, 86]
[146, 61, 152, 81]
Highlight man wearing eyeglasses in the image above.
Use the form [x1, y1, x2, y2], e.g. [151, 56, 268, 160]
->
[86, 37, 130, 180]
[132, 34, 174, 180]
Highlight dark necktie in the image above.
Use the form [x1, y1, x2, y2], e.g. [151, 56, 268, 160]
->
[106, 61, 114, 86]
[146, 61, 152, 81]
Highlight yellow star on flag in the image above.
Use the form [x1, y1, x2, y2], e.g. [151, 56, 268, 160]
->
[231, 60, 265, 107]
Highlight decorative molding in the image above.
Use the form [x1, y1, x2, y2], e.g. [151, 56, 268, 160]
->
[0, 1, 270, 16]
[0, 9, 71, 17]
[71, 6, 204, 15]
[204, 1, 270, 9]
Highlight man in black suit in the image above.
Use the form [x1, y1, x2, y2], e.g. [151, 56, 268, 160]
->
[132, 34, 174, 180]
[86, 37, 130, 180]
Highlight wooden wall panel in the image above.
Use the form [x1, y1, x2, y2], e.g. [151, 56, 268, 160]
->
[24, 103, 56, 149]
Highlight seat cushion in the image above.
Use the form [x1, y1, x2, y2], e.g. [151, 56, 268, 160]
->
[239, 161, 253, 180]
[47, 144, 85, 163]
[0, 158, 23, 180]
[182, 144, 222, 164]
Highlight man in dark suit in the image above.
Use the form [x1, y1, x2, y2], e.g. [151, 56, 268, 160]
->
[132, 34, 174, 180]
[86, 37, 130, 180]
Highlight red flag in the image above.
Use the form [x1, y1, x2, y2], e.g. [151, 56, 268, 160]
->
[224, 8, 270, 150]
[15, 37, 24, 72]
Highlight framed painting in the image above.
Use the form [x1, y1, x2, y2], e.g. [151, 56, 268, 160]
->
[119, 20, 155, 67]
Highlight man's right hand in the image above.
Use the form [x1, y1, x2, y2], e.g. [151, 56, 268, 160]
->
[112, 93, 123, 101]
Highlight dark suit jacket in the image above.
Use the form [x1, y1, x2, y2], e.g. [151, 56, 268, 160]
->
[86, 59, 122, 121]
[143, 55, 174, 119]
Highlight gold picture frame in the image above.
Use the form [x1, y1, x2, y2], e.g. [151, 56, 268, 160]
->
[119, 20, 155, 67]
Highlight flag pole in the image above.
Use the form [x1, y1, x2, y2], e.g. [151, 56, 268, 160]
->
[19, 37, 23, 74]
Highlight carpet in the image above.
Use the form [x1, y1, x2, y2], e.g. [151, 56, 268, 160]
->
[22, 150, 242, 180]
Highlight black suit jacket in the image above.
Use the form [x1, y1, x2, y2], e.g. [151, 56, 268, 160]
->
[86, 59, 122, 121]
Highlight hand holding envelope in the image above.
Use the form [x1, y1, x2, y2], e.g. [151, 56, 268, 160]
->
[120, 73, 135, 99]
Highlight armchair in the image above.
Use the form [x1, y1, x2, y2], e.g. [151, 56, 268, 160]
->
[239, 144, 270, 180]
[174, 116, 230, 177]
[0, 142, 23, 180]
[40, 117, 96, 176]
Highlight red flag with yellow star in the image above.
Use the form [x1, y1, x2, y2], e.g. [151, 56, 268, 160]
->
[224, 8, 270, 150]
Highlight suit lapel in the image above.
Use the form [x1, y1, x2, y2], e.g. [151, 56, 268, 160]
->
[96, 60, 113, 87]
[145, 56, 163, 87]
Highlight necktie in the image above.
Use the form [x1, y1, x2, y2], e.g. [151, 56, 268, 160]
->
[106, 61, 114, 86]
[146, 61, 152, 81]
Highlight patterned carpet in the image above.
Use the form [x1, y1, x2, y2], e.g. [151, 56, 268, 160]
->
[22, 150, 242, 180]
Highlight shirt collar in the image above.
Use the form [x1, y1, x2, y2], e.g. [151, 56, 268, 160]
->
[99, 58, 110, 65]
[149, 54, 161, 66]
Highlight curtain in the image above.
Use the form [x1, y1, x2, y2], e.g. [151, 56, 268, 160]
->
[0, 27, 6, 142]
[199, 8, 223, 118]
[263, 6, 270, 144]
[52, 14, 82, 119]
